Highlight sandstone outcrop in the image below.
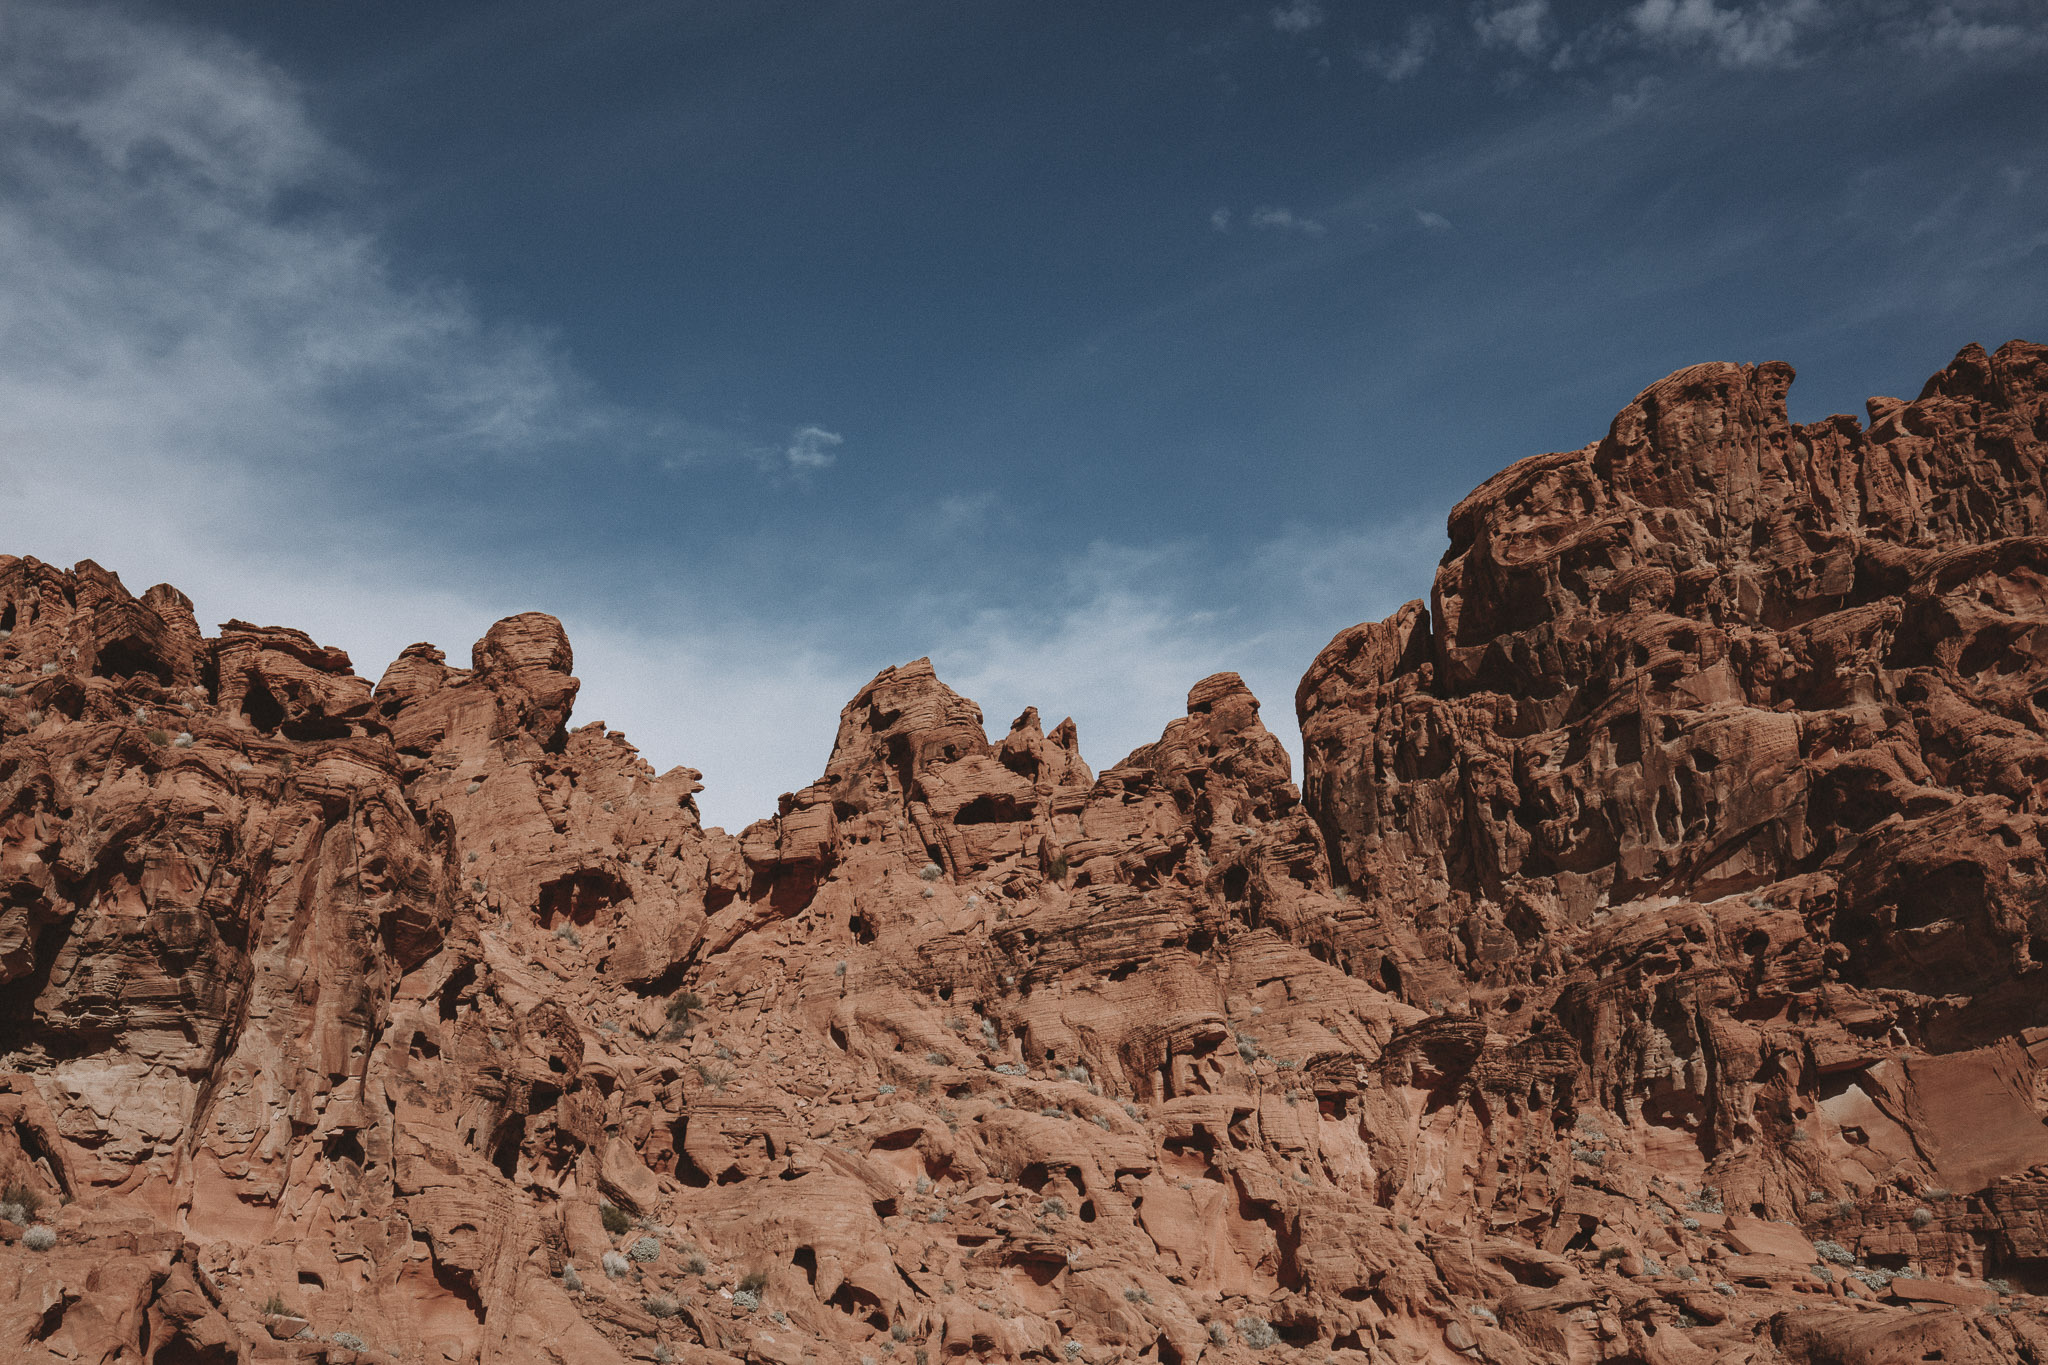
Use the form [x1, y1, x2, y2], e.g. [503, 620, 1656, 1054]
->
[1, 340, 2044, 1364]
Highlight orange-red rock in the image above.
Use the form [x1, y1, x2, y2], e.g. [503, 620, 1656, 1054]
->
[2, 340, 2045, 1364]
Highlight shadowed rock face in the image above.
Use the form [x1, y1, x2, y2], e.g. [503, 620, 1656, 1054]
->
[1, 342, 2045, 1365]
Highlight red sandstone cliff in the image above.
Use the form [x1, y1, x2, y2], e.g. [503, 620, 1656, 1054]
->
[1, 340, 2045, 1364]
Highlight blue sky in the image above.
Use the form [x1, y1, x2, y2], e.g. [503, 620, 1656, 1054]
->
[3, 0, 2043, 827]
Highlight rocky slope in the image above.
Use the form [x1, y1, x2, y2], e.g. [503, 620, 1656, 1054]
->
[1, 339, 2045, 1365]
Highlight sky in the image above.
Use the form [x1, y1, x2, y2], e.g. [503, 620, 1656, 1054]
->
[1, 0, 2043, 829]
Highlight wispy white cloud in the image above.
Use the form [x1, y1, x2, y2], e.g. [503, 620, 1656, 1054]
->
[1270, 0, 1326, 35]
[1625, 0, 1819, 68]
[1360, 17, 1436, 81]
[1250, 205, 1328, 236]
[1210, 206, 1232, 232]
[1906, 2, 2048, 58]
[1414, 208, 1454, 230]
[784, 425, 844, 470]
[1474, 0, 1552, 58]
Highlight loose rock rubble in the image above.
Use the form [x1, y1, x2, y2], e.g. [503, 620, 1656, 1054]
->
[2, 339, 2045, 1363]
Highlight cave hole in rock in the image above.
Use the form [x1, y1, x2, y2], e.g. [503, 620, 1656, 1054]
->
[438, 963, 477, 1022]
[151, 1336, 237, 1365]
[1222, 865, 1249, 902]
[298, 1271, 325, 1289]
[241, 675, 286, 734]
[827, 1280, 889, 1331]
[669, 1118, 710, 1187]
[0, 602, 14, 634]
[955, 793, 1032, 825]
[93, 636, 171, 686]
[538, 869, 629, 929]
[850, 914, 876, 944]
[488, 1115, 525, 1179]
[1379, 957, 1404, 997]
[792, 1245, 817, 1285]
[829, 1024, 849, 1051]
[322, 1130, 366, 1167]
[1278, 1318, 1319, 1347]
[1152, 1335, 1184, 1365]
[1108, 960, 1140, 983]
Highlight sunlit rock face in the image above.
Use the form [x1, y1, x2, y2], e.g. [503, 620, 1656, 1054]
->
[2, 340, 2046, 1365]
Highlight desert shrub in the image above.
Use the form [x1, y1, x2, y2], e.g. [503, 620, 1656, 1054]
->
[1062, 1342, 1081, 1359]
[23, 1224, 55, 1251]
[1122, 1287, 1153, 1303]
[1, 1182, 42, 1222]
[926, 1052, 949, 1066]
[602, 1252, 630, 1278]
[601, 1203, 631, 1235]
[1064, 1064, 1089, 1083]
[1236, 1315, 1279, 1349]
[555, 924, 581, 946]
[685, 1252, 708, 1275]
[1713, 1282, 1736, 1296]
[1042, 1196, 1068, 1219]
[630, 1236, 661, 1263]
[891, 1322, 912, 1342]
[925, 1208, 945, 1223]
[645, 1294, 680, 1318]
[561, 1264, 583, 1291]
[733, 1287, 761, 1311]
[994, 1063, 1025, 1076]
[667, 992, 703, 1023]
[1814, 1239, 1855, 1265]
[1681, 1217, 1700, 1231]
[262, 1292, 292, 1316]
[1675, 1264, 1698, 1281]
[739, 1269, 769, 1293]
[333, 1333, 366, 1351]
[1687, 1186, 1723, 1214]
[1092, 1114, 1112, 1131]
[1208, 1323, 1230, 1347]
[695, 1063, 732, 1092]
[918, 863, 943, 881]
[1989, 1277, 2013, 1294]
[877, 1083, 896, 1095]
[1910, 1207, 1934, 1227]
[915, 1175, 932, 1194]
[1235, 1033, 1260, 1063]
[1039, 1106, 1067, 1120]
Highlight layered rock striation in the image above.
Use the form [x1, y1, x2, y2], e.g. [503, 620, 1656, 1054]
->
[1, 340, 2045, 1364]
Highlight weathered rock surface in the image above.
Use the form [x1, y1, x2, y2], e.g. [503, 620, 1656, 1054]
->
[0, 340, 2044, 1364]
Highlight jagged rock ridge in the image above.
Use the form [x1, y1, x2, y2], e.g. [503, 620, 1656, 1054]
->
[0, 340, 2045, 1364]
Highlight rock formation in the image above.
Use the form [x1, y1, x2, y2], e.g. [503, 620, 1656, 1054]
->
[1, 339, 2045, 1364]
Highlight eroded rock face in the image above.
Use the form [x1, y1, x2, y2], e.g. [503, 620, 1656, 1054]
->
[0, 340, 2044, 1365]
